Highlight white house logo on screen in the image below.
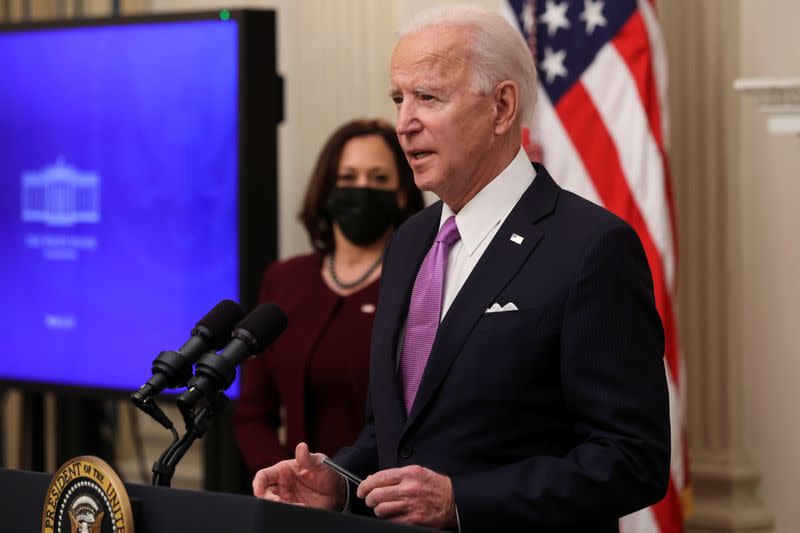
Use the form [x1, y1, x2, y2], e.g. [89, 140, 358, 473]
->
[21, 158, 101, 227]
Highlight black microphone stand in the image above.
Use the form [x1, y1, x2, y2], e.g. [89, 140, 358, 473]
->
[151, 391, 229, 487]
[145, 348, 241, 487]
[129, 394, 180, 484]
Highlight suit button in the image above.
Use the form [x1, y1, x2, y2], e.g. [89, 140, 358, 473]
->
[399, 444, 414, 459]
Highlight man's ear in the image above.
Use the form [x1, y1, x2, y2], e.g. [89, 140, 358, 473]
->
[493, 80, 519, 135]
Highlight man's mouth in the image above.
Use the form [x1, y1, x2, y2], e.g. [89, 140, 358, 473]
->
[410, 151, 433, 160]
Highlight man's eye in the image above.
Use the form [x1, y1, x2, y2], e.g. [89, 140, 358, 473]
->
[420, 94, 435, 101]
[392, 96, 403, 105]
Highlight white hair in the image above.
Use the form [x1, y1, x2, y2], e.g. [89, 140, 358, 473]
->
[399, 4, 538, 127]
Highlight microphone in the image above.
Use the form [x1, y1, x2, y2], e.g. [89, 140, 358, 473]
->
[176, 302, 288, 412]
[130, 299, 246, 412]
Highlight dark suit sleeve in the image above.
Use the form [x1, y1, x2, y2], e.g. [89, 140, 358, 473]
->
[451, 223, 670, 529]
[335, 381, 379, 475]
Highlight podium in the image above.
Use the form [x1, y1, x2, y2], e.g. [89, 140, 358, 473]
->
[3, 468, 430, 532]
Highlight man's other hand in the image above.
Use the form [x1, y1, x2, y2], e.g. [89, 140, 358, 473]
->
[357, 465, 457, 529]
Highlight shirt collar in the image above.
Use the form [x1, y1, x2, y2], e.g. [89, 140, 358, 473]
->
[440, 147, 536, 256]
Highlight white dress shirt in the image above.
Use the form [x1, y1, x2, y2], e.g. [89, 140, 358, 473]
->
[439, 147, 536, 319]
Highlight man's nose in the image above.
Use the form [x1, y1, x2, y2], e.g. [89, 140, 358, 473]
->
[395, 103, 422, 136]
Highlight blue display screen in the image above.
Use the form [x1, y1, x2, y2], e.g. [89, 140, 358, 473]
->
[0, 20, 243, 396]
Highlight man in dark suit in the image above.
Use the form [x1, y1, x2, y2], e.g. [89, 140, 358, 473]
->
[252, 5, 670, 532]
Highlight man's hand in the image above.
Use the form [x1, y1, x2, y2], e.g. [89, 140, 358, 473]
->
[357, 465, 457, 529]
[252, 442, 347, 510]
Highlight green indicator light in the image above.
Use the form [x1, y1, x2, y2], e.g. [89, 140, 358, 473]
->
[219, 9, 231, 21]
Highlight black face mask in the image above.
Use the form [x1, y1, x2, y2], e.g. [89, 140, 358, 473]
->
[326, 187, 401, 246]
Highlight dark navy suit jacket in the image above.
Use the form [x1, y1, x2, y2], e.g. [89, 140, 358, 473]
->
[337, 164, 670, 532]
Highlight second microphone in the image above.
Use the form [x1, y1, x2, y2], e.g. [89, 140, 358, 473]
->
[176, 302, 288, 412]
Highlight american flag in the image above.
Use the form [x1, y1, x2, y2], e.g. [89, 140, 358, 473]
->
[503, 1, 689, 531]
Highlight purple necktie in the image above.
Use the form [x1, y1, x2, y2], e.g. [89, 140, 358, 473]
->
[401, 215, 461, 415]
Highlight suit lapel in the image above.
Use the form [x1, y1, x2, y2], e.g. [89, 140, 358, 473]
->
[403, 165, 560, 434]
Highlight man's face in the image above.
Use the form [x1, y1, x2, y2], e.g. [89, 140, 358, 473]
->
[390, 26, 498, 210]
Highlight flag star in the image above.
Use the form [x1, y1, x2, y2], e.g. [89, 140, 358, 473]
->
[521, 2, 535, 35]
[540, 46, 568, 84]
[579, 0, 607, 35]
[539, 0, 571, 37]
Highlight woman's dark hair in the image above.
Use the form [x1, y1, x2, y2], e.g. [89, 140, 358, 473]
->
[299, 118, 424, 253]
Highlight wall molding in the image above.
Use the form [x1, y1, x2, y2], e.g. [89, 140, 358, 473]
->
[734, 77, 800, 135]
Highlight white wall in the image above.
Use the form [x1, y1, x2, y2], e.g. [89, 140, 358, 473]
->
[738, 1, 800, 531]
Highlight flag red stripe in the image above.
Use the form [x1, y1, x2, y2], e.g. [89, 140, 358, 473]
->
[613, 11, 681, 282]
[555, 82, 678, 386]
[652, 478, 684, 531]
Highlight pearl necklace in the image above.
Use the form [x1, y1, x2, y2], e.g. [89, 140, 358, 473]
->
[327, 253, 382, 290]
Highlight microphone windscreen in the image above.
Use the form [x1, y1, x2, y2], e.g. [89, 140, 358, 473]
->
[237, 302, 288, 351]
[196, 299, 247, 349]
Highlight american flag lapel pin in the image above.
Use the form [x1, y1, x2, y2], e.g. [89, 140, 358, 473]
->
[510, 233, 524, 245]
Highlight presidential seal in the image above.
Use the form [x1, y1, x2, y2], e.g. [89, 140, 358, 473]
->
[42, 456, 134, 533]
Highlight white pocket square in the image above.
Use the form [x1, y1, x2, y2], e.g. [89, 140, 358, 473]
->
[485, 302, 519, 313]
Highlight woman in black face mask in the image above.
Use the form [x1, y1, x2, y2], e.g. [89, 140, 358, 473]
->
[234, 119, 424, 474]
